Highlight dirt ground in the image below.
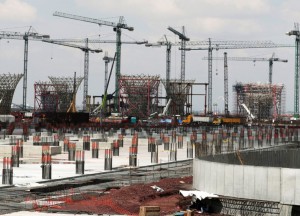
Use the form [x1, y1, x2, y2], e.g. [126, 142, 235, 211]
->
[47, 176, 222, 215]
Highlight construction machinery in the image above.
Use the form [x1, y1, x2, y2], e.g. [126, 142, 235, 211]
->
[167, 26, 189, 81]
[203, 53, 288, 84]
[240, 103, 255, 126]
[286, 23, 300, 118]
[42, 39, 102, 111]
[53, 11, 134, 112]
[0, 28, 50, 110]
[182, 39, 294, 115]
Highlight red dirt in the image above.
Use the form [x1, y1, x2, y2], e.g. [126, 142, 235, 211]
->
[48, 176, 198, 215]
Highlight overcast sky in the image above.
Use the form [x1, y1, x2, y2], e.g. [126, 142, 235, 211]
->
[0, 0, 299, 113]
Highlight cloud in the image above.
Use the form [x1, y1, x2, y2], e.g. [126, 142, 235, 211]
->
[201, 0, 271, 13]
[0, 0, 36, 22]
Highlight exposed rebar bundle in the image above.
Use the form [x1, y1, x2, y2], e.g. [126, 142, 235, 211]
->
[0, 74, 23, 114]
[118, 74, 160, 118]
[233, 82, 285, 120]
[48, 76, 84, 112]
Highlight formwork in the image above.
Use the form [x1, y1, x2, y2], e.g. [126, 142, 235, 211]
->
[233, 82, 285, 120]
[48, 76, 84, 112]
[34, 82, 67, 112]
[118, 74, 160, 118]
[161, 79, 195, 116]
[0, 74, 23, 114]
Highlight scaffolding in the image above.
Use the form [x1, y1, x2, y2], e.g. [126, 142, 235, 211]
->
[161, 79, 195, 115]
[34, 82, 68, 112]
[118, 74, 160, 118]
[48, 76, 84, 112]
[0, 74, 23, 114]
[233, 82, 286, 120]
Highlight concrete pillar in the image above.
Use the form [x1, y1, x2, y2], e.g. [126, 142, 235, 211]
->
[104, 149, 112, 170]
[75, 150, 85, 174]
[2, 157, 13, 185]
[63, 137, 70, 152]
[11, 146, 19, 167]
[170, 142, 177, 161]
[151, 144, 158, 164]
[118, 134, 123, 147]
[42, 146, 51, 179]
[163, 136, 170, 151]
[83, 135, 90, 151]
[68, 142, 76, 161]
[113, 140, 119, 156]
[16, 138, 23, 158]
[187, 141, 193, 158]
[129, 146, 137, 167]
[178, 135, 183, 149]
[91, 141, 99, 158]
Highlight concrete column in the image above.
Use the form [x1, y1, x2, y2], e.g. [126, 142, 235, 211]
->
[75, 150, 85, 174]
[2, 157, 13, 185]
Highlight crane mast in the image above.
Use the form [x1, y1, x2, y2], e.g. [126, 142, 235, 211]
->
[203, 54, 288, 84]
[0, 29, 50, 111]
[53, 11, 134, 112]
[287, 23, 300, 118]
[184, 39, 293, 114]
[224, 52, 229, 116]
[103, 52, 114, 94]
[42, 39, 102, 111]
[167, 26, 189, 81]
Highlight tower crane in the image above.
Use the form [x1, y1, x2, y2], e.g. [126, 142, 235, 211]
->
[203, 53, 288, 84]
[53, 11, 134, 112]
[42, 39, 102, 111]
[0, 28, 50, 110]
[167, 26, 189, 81]
[103, 52, 114, 94]
[286, 22, 300, 118]
[182, 39, 294, 114]
[46, 38, 147, 112]
[146, 35, 172, 97]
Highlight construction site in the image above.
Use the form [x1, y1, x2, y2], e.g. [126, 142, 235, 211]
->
[0, 8, 300, 216]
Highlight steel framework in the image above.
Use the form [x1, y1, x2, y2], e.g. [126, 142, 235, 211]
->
[161, 79, 195, 115]
[48, 76, 84, 112]
[118, 74, 160, 118]
[34, 82, 67, 112]
[233, 82, 285, 120]
[0, 74, 23, 115]
[0, 74, 23, 114]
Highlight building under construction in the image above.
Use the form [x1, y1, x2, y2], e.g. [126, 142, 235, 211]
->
[0, 74, 23, 115]
[233, 82, 286, 120]
[161, 79, 195, 116]
[118, 74, 160, 119]
[48, 76, 84, 112]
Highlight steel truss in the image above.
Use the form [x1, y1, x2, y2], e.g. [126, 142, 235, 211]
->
[161, 79, 195, 115]
[34, 82, 67, 112]
[48, 76, 84, 112]
[0, 74, 23, 114]
[118, 74, 160, 118]
[233, 82, 285, 120]
[219, 197, 280, 216]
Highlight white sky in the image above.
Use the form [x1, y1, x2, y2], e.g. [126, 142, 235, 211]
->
[0, 0, 298, 113]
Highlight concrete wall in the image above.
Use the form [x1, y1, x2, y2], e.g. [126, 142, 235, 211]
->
[193, 158, 300, 205]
